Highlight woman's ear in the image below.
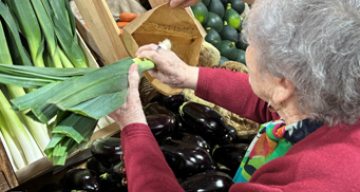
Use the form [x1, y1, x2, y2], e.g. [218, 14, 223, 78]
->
[271, 77, 295, 106]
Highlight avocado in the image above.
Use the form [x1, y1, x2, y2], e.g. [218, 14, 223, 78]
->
[191, 2, 209, 24]
[205, 28, 222, 46]
[228, 49, 246, 64]
[204, 12, 224, 32]
[202, 0, 211, 7]
[228, 0, 245, 15]
[219, 56, 230, 65]
[224, 4, 242, 29]
[220, 24, 239, 42]
[216, 40, 237, 58]
[220, 0, 229, 5]
[208, 0, 225, 18]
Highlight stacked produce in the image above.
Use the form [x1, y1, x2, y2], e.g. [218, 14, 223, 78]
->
[0, 0, 110, 170]
[36, 94, 250, 192]
[191, 0, 248, 64]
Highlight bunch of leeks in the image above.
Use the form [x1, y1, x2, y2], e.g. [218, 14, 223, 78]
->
[0, 0, 91, 168]
[0, 58, 155, 165]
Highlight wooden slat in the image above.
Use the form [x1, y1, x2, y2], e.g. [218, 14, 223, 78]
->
[74, 0, 129, 64]
[0, 140, 18, 190]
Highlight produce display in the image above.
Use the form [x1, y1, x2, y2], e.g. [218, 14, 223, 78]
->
[33, 93, 250, 192]
[0, 0, 256, 191]
[191, 0, 248, 64]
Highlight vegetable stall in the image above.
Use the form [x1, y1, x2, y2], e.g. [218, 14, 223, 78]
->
[0, 0, 256, 191]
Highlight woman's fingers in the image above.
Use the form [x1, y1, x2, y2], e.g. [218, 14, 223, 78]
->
[136, 44, 158, 56]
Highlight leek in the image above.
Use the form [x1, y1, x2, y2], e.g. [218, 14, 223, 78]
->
[0, 57, 155, 165]
[48, 0, 88, 68]
[31, 0, 62, 68]
[0, 2, 32, 66]
[0, 20, 49, 150]
[0, 113, 26, 170]
[5, 0, 45, 67]
[0, 90, 43, 164]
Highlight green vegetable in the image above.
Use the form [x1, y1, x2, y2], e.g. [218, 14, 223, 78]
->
[208, 0, 225, 18]
[0, 2, 32, 66]
[0, 57, 155, 165]
[216, 40, 237, 58]
[228, 0, 245, 15]
[202, 0, 211, 7]
[219, 56, 230, 65]
[228, 48, 246, 64]
[205, 28, 222, 46]
[48, 0, 88, 68]
[5, 0, 45, 67]
[31, 0, 62, 68]
[191, 2, 208, 24]
[224, 4, 242, 29]
[220, 24, 239, 42]
[204, 12, 224, 32]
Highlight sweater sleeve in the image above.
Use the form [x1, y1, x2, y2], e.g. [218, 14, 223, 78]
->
[121, 123, 183, 192]
[195, 67, 279, 123]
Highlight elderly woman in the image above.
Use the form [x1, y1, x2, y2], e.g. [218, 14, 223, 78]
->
[110, 0, 360, 191]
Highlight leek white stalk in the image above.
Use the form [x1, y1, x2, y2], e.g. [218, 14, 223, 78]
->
[0, 115, 26, 170]
[0, 90, 43, 164]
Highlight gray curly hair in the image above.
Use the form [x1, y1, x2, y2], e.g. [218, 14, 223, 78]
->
[244, 0, 360, 125]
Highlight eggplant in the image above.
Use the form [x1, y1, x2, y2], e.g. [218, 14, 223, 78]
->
[161, 144, 215, 178]
[62, 168, 100, 192]
[180, 102, 229, 145]
[144, 102, 174, 117]
[163, 132, 211, 153]
[86, 157, 108, 175]
[146, 114, 176, 140]
[153, 94, 187, 114]
[212, 143, 248, 176]
[91, 137, 123, 168]
[181, 171, 233, 192]
[217, 125, 239, 145]
[98, 161, 127, 192]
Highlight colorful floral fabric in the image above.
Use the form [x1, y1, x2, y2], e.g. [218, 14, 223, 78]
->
[233, 118, 323, 183]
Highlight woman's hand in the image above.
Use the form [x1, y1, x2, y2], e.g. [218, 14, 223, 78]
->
[169, 0, 198, 7]
[136, 43, 199, 89]
[110, 64, 147, 129]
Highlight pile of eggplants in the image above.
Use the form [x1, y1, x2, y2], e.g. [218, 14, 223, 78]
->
[39, 93, 253, 192]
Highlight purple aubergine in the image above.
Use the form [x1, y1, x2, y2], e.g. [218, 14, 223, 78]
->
[163, 132, 211, 153]
[62, 168, 100, 192]
[98, 161, 127, 191]
[161, 144, 216, 178]
[212, 143, 248, 176]
[146, 114, 176, 140]
[180, 102, 229, 145]
[144, 102, 174, 117]
[181, 171, 233, 192]
[153, 94, 187, 114]
[91, 137, 123, 168]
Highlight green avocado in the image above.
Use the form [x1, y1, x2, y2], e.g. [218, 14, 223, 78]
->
[202, 0, 211, 7]
[236, 37, 248, 50]
[220, 24, 239, 42]
[228, 0, 245, 15]
[204, 12, 224, 32]
[224, 4, 242, 29]
[229, 49, 246, 64]
[216, 40, 237, 58]
[208, 0, 225, 18]
[191, 2, 209, 24]
[205, 28, 222, 46]
[219, 56, 230, 65]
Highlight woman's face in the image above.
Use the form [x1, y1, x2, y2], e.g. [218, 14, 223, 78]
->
[245, 44, 275, 101]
